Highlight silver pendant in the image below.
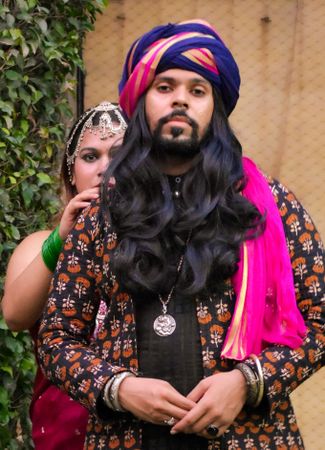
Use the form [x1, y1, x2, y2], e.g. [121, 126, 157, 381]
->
[153, 314, 176, 336]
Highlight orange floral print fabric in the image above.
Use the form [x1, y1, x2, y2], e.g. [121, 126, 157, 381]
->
[38, 178, 324, 450]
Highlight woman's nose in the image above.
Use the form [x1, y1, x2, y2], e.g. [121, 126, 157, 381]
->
[98, 157, 110, 177]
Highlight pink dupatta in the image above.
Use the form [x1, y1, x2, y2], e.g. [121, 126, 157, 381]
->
[221, 157, 306, 360]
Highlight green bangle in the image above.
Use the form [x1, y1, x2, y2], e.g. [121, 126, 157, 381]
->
[41, 225, 63, 272]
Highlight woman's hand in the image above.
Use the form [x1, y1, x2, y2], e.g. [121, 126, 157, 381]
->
[59, 187, 99, 239]
[170, 369, 247, 439]
[118, 376, 196, 425]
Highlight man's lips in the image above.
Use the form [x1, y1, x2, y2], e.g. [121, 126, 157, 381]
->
[167, 116, 190, 125]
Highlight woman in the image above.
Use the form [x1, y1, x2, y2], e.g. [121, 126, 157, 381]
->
[1, 101, 127, 449]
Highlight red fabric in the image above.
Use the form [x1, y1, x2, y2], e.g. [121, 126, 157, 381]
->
[30, 325, 88, 449]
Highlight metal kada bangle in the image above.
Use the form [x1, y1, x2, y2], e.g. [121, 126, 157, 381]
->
[235, 362, 259, 406]
[248, 354, 265, 407]
[108, 371, 135, 412]
[102, 376, 115, 410]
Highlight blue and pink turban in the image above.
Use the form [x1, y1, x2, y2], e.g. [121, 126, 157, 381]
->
[119, 19, 241, 118]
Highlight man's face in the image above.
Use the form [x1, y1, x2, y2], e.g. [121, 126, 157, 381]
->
[145, 68, 214, 155]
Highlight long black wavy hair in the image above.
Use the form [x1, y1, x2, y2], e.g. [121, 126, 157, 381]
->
[101, 88, 264, 297]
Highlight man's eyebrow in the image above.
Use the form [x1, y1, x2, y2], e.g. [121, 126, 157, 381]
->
[153, 76, 175, 84]
[153, 76, 209, 84]
[190, 78, 210, 85]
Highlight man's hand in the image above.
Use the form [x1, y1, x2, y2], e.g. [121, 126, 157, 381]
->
[118, 376, 196, 425]
[170, 369, 247, 439]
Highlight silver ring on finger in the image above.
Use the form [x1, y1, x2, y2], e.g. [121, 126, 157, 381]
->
[163, 416, 176, 426]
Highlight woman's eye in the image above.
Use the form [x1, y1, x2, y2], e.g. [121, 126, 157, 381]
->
[82, 153, 97, 162]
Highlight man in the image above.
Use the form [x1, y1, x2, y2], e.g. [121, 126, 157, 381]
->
[39, 20, 324, 449]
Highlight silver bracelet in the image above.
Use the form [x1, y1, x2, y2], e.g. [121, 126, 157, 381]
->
[235, 362, 260, 407]
[102, 376, 116, 410]
[248, 354, 265, 407]
[108, 371, 135, 412]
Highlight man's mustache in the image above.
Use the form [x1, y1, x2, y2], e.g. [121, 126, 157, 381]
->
[158, 110, 198, 129]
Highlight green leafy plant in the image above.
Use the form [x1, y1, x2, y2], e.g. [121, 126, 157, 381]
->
[0, 1, 108, 447]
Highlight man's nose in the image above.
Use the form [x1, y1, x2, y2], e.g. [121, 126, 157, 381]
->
[171, 86, 189, 109]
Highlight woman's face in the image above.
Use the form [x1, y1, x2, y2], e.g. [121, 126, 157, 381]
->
[71, 127, 124, 193]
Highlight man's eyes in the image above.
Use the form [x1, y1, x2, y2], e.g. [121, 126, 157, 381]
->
[191, 87, 205, 96]
[155, 84, 206, 96]
[156, 84, 171, 92]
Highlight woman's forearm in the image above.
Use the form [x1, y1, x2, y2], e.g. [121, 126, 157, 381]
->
[1, 230, 53, 331]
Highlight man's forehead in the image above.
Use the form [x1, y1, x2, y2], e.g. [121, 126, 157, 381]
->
[153, 68, 210, 85]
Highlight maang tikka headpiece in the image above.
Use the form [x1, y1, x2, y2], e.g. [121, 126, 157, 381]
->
[66, 101, 127, 182]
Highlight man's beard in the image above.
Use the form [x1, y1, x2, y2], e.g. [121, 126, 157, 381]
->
[151, 110, 201, 159]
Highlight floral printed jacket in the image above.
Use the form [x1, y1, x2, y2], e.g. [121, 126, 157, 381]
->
[38, 178, 324, 450]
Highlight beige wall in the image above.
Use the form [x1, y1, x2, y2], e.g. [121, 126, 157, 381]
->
[84, 1, 325, 448]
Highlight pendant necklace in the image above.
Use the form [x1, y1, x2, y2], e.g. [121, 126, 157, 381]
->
[153, 231, 191, 337]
